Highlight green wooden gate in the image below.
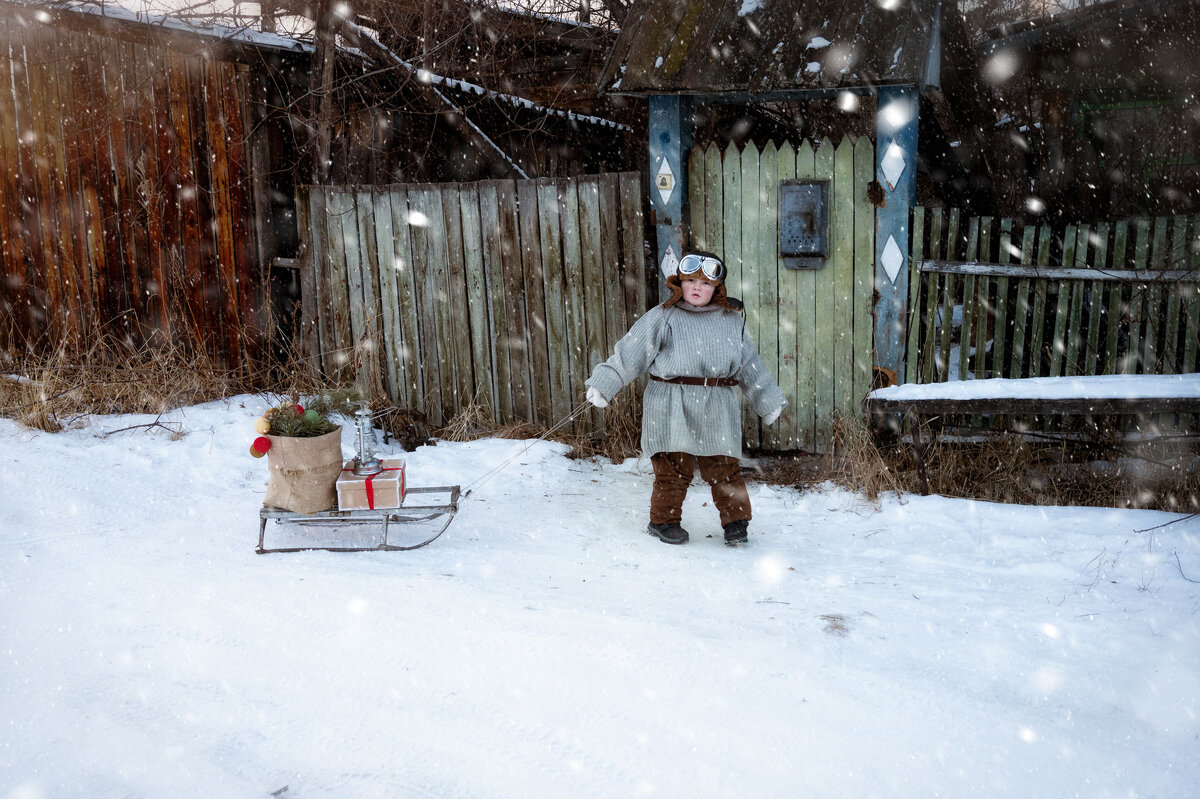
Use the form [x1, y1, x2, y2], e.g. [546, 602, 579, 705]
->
[689, 138, 876, 453]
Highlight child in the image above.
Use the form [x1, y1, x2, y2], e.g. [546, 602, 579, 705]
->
[585, 251, 786, 546]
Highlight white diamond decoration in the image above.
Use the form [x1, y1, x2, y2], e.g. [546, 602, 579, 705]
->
[659, 245, 679, 278]
[881, 235, 904, 284]
[655, 157, 677, 206]
[881, 142, 906, 190]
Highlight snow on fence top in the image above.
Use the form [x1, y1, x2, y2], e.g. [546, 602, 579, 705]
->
[869, 373, 1200, 403]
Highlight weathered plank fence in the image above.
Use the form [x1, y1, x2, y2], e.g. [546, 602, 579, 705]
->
[906, 212, 1200, 383]
[689, 137, 876, 454]
[298, 172, 648, 431]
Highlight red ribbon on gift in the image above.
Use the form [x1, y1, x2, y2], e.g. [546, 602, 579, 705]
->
[343, 466, 403, 510]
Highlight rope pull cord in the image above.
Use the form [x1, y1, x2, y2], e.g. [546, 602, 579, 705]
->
[460, 400, 593, 496]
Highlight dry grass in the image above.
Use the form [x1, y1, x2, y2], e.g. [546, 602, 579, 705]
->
[809, 411, 1200, 512]
[0, 338, 254, 431]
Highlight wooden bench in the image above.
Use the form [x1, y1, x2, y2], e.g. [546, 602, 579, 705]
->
[863, 374, 1200, 495]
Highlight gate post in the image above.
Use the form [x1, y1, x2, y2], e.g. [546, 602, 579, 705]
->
[648, 95, 693, 302]
[874, 86, 920, 383]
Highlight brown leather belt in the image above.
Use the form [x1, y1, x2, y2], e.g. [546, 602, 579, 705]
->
[651, 375, 738, 387]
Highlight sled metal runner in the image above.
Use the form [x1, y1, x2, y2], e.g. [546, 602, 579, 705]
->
[257, 485, 460, 554]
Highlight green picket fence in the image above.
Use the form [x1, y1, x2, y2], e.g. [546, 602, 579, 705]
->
[906, 212, 1200, 383]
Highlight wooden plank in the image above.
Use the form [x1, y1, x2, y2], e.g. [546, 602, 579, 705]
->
[407, 187, 443, 418]
[221, 62, 258, 370]
[1028, 225, 1052, 377]
[793, 141, 817, 450]
[25, 30, 65, 343]
[150, 42, 185, 351]
[342, 191, 371, 387]
[240, 67, 274, 354]
[721, 142, 742, 304]
[1141, 218, 1162, 372]
[371, 189, 402, 401]
[1161, 215, 1187, 373]
[562, 178, 589, 433]
[851, 136, 875, 422]
[479, 181, 513, 421]
[360, 188, 386, 394]
[537, 178, 571, 427]
[1049, 224, 1077, 377]
[441, 184, 474, 410]
[1184, 215, 1200, 373]
[775, 142, 800, 448]
[598, 172, 627, 425]
[812, 138, 836, 452]
[921, 208, 944, 383]
[937, 209, 960, 382]
[460, 183, 495, 416]
[1009, 225, 1036, 378]
[576, 176, 605, 431]
[426, 187, 458, 421]
[182, 53, 223, 361]
[958, 216, 979, 381]
[992, 217, 1012, 382]
[518, 179, 551, 426]
[619, 171, 648, 430]
[830, 137, 855, 424]
[134, 39, 168, 344]
[688, 146, 706, 251]
[99, 30, 139, 335]
[293, 186, 318, 373]
[619, 172, 646, 326]
[1064, 225, 1088, 376]
[54, 31, 89, 337]
[387, 187, 421, 408]
[906, 207, 925, 383]
[166, 52, 206, 355]
[759, 141, 781, 450]
[1085, 223, 1109, 376]
[703, 142, 723, 260]
[1126, 218, 1152, 373]
[496, 179, 531, 421]
[204, 58, 241, 369]
[1108, 221, 1131, 373]
[47, 29, 86, 343]
[739, 142, 761, 451]
[0, 33, 33, 343]
[973, 217, 991, 379]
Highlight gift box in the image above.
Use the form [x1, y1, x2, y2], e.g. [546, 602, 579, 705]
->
[336, 458, 406, 510]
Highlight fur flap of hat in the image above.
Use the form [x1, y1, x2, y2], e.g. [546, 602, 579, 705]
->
[662, 272, 738, 310]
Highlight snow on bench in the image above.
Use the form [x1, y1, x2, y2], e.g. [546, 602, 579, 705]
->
[865, 373, 1200, 416]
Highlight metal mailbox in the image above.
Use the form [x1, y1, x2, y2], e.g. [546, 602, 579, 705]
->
[779, 179, 829, 269]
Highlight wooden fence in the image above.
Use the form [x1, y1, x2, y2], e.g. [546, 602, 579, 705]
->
[0, 11, 281, 368]
[298, 172, 648, 431]
[906, 211, 1200, 384]
[689, 137, 876, 454]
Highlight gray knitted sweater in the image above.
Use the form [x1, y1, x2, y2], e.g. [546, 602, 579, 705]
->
[586, 301, 786, 458]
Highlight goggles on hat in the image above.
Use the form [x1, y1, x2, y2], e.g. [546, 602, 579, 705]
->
[678, 253, 726, 282]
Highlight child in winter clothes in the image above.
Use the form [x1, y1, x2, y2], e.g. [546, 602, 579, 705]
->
[585, 251, 786, 546]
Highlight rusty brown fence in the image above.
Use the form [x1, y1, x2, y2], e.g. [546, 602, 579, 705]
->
[0, 8, 279, 369]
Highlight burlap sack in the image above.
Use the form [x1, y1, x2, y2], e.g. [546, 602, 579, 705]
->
[263, 426, 344, 514]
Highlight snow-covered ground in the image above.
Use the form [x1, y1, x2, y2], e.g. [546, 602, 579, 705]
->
[2, 396, 1198, 798]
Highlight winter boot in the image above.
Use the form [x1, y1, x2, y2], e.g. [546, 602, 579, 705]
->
[647, 522, 689, 545]
[723, 519, 749, 546]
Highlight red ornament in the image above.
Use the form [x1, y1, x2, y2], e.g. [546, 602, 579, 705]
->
[252, 436, 272, 454]
[293, 404, 304, 414]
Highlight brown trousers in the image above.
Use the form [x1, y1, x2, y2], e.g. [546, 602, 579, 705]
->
[649, 452, 751, 527]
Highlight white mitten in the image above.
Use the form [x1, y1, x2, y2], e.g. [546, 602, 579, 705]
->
[763, 404, 784, 425]
[586, 386, 608, 408]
